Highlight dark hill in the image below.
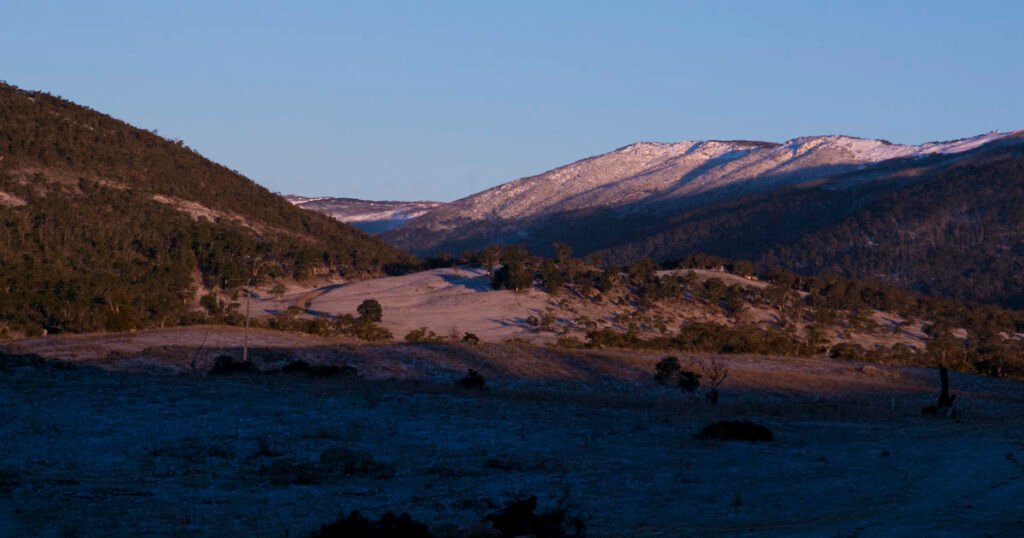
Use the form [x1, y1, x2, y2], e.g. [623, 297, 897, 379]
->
[0, 83, 414, 334]
[590, 139, 1024, 308]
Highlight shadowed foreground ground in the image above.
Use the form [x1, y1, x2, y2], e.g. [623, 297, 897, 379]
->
[1, 342, 1023, 536]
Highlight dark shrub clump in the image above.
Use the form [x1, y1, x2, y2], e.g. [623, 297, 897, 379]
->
[654, 356, 681, 383]
[677, 370, 701, 392]
[696, 420, 774, 442]
[313, 510, 432, 538]
[456, 369, 488, 392]
[484, 496, 585, 538]
[279, 360, 356, 378]
[208, 355, 258, 375]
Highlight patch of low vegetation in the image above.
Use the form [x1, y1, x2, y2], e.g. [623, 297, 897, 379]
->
[653, 356, 681, 383]
[258, 448, 395, 486]
[482, 495, 587, 538]
[455, 368, 488, 392]
[308, 495, 586, 538]
[0, 467, 22, 494]
[405, 327, 445, 344]
[278, 360, 355, 378]
[0, 350, 46, 371]
[652, 356, 727, 402]
[208, 355, 258, 375]
[313, 510, 432, 538]
[267, 298, 393, 341]
[696, 421, 774, 442]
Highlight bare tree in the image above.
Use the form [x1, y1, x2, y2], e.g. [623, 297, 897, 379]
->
[699, 357, 729, 405]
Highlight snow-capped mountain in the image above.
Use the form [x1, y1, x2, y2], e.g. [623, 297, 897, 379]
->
[382, 130, 1022, 254]
[285, 196, 446, 234]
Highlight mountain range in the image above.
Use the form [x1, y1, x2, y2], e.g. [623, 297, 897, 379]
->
[299, 130, 1024, 307]
[284, 196, 445, 234]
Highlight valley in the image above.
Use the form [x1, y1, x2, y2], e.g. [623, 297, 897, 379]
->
[4, 332, 1024, 536]
[2, 78, 1023, 537]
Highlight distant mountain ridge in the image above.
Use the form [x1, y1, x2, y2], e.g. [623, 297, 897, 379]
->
[330, 128, 1024, 307]
[285, 196, 445, 234]
[381, 130, 1020, 255]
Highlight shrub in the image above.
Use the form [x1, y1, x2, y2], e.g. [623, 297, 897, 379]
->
[313, 510, 432, 538]
[484, 496, 585, 538]
[461, 332, 481, 345]
[456, 369, 488, 392]
[405, 327, 443, 343]
[654, 356, 681, 383]
[279, 360, 356, 378]
[829, 342, 866, 361]
[696, 421, 774, 442]
[677, 370, 701, 393]
[555, 336, 584, 348]
[208, 355, 258, 375]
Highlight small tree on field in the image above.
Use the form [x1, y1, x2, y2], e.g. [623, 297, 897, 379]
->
[357, 299, 383, 323]
[700, 358, 729, 404]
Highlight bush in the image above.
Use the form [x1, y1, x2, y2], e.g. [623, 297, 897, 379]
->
[208, 355, 257, 375]
[313, 510, 432, 538]
[461, 332, 481, 345]
[654, 356, 681, 383]
[696, 421, 774, 442]
[484, 496, 586, 538]
[278, 360, 356, 378]
[456, 369, 488, 392]
[677, 370, 701, 393]
[405, 327, 443, 343]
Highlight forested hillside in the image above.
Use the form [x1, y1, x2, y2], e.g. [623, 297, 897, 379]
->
[0, 83, 414, 334]
[592, 141, 1024, 308]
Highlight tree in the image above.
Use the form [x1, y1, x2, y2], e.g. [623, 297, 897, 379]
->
[481, 245, 501, 275]
[540, 259, 564, 294]
[491, 245, 533, 292]
[357, 299, 383, 323]
[700, 358, 729, 405]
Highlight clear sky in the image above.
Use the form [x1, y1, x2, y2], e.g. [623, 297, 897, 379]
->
[2, 1, 1022, 201]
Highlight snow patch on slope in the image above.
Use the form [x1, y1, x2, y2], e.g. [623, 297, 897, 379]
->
[382, 129, 1022, 251]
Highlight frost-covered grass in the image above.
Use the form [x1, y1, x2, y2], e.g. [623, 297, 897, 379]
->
[1, 355, 1023, 537]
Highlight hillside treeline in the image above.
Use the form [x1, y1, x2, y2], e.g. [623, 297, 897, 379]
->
[0, 83, 414, 334]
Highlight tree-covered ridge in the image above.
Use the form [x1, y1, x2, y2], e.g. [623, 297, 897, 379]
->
[0, 82, 415, 334]
[584, 141, 1024, 308]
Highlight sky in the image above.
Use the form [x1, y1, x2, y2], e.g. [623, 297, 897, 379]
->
[2, 1, 1023, 202]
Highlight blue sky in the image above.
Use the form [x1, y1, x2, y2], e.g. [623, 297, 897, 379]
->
[2, 1, 1022, 201]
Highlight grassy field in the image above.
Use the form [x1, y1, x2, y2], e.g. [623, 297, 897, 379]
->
[2, 332, 1024, 536]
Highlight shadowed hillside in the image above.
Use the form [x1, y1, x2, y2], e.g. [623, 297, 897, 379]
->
[0, 83, 415, 335]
